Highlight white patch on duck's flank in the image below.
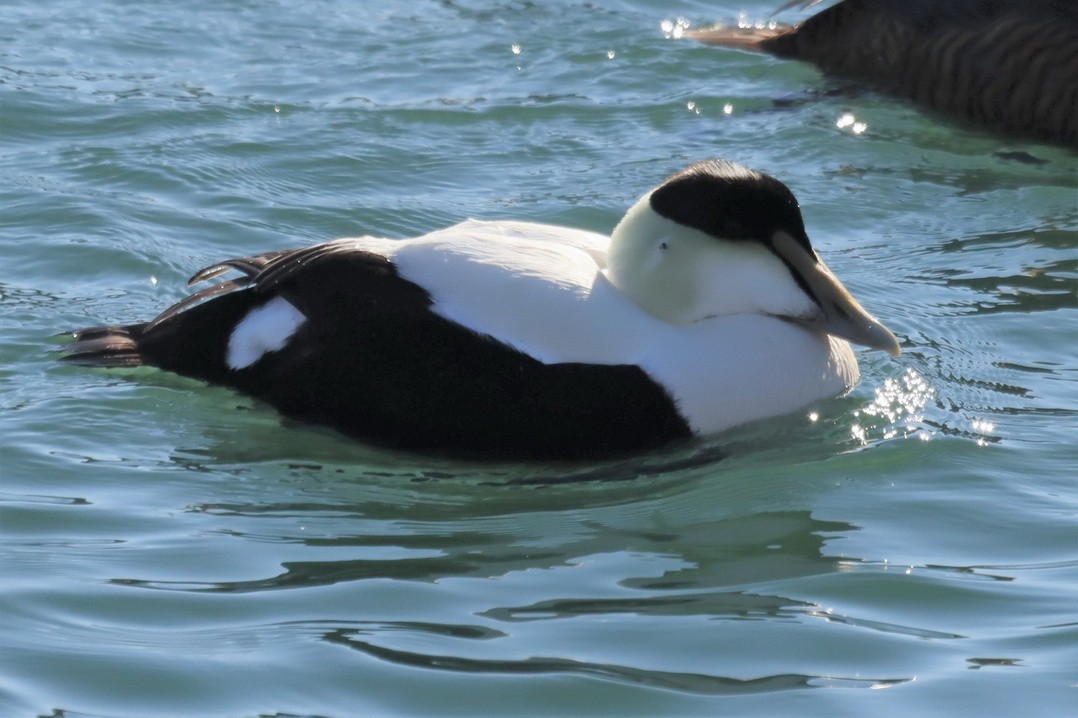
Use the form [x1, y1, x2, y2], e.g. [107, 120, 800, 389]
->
[226, 296, 307, 370]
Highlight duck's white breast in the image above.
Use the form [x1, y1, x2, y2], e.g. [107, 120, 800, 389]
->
[640, 320, 859, 434]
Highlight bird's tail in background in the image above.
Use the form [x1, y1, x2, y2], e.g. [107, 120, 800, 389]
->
[684, 25, 786, 50]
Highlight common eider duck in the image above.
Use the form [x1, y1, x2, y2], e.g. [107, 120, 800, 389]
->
[64, 160, 900, 460]
[688, 0, 1078, 147]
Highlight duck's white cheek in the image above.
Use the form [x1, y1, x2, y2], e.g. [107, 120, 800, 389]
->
[226, 297, 307, 370]
[642, 242, 668, 273]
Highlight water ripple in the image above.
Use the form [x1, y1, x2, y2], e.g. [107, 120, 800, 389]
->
[4, 0, 1077, 714]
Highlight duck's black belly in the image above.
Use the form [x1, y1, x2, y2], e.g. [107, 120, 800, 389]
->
[257, 320, 693, 460]
[88, 250, 692, 461]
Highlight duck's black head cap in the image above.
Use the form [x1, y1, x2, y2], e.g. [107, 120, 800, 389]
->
[649, 159, 814, 252]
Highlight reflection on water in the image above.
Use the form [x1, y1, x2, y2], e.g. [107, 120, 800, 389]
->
[322, 623, 911, 694]
[966, 657, 1024, 670]
[112, 510, 855, 594]
[104, 506, 927, 693]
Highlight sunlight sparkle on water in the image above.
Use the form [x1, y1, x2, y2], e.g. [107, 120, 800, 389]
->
[852, 368, 935, 444]
[837, 113, 868, 135]
[970, 419, 997, 447]
[660, 18, 690, 39]
[737, 13, 778, 30]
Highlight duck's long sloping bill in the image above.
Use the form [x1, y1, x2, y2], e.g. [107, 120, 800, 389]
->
[771, 231, 901, 356]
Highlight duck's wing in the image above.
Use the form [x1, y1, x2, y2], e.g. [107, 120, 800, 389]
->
[438, 219, 610, 268]
[687, 0, 1078, 146]
[116, 219, 610, 349]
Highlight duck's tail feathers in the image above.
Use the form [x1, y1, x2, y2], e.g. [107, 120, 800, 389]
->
[62, 324, 148, 367]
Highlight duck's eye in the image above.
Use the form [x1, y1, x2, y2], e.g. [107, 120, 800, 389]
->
[659, 241, 668, 251]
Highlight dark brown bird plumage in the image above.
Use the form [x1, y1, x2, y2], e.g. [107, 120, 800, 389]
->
[688, 0, 1078, 147]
